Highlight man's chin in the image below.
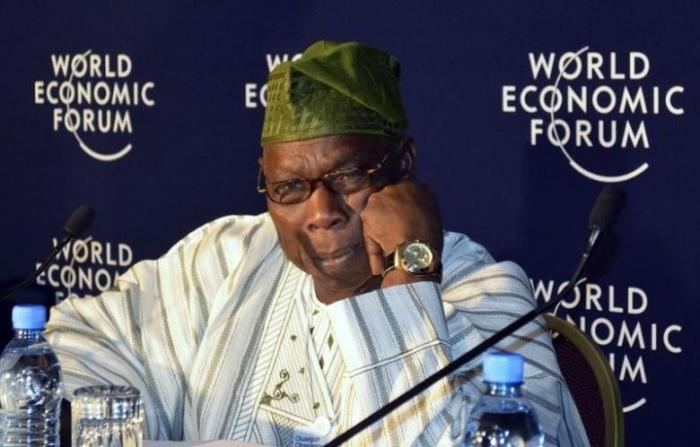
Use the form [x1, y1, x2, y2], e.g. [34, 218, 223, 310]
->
[312, 259, 374, 295]
[317, 263, 368, 284]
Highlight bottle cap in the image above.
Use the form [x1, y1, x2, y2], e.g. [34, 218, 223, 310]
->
[12, 304, 47, 330]
[483, 351, 524, 384]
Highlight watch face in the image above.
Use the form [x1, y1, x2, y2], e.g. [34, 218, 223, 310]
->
[401, 242, 434, 273]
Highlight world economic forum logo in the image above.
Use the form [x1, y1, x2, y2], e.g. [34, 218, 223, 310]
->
[34, 50, 156, 162]
[502, 46, 685, 183]
[531, 276, 683, 414]
[35, 235, 134, 303]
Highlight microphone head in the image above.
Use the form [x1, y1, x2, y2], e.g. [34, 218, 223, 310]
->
[588, 187, 625, 233]
[63, 205, 96, 237]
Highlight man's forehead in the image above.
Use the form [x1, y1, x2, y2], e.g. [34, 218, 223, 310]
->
[262, 134, 388, 172]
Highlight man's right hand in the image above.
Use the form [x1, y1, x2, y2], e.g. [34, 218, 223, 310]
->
[360, 180, 443, 282]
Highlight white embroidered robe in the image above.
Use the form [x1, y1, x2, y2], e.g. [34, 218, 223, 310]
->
[45, 213, 588, 446]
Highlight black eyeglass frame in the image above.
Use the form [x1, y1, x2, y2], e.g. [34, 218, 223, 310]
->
[257, 152, 391, 205]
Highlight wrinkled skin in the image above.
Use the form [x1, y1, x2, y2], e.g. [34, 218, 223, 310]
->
[262, 134, 442, 304]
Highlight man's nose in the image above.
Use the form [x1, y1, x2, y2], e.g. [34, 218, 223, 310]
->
[305, 182, 348, 231]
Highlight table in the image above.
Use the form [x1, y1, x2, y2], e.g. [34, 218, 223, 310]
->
[145, 441, 255, 447]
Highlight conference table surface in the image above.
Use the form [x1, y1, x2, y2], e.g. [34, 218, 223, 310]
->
[145, 441, 255, 447]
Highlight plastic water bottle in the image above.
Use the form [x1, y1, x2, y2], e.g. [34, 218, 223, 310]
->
[463, 351, 544, 447]
[0, 305, 63, 446]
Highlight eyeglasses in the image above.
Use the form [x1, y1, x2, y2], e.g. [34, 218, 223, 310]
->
[257, 152, 390, 205]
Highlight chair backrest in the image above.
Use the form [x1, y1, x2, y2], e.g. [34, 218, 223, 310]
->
[544, 314, 625, 447]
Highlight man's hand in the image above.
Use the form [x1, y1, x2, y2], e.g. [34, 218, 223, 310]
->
[360, 180, 443, 286]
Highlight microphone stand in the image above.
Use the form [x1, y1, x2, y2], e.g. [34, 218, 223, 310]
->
[0, 234, 73, 303]
[325, 239, 592, 446]
[0, 205, 95, 303]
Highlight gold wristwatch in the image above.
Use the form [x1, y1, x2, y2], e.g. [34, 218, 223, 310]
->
[382, 240, 441, 280]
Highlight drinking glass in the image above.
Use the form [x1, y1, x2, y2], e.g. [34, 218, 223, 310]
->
[71, 385, 143, 447]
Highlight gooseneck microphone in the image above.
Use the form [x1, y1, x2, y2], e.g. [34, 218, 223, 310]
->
[585, 186, 624, 258]
[325, 187, 625, 447]
[0, 205, 96, 303]
[62, 205, 96, 239]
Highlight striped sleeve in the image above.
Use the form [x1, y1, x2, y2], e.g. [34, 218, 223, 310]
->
[44, 214, 271, 441]
[441, 232, 589, 446]
[327, 281, 457, 446]
[44, 260, 177, 440]
[325, 231, 589, 446]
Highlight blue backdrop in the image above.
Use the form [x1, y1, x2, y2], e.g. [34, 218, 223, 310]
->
[1, 1, 697, 444]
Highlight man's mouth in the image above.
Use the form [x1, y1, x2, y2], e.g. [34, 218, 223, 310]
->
[314, 243, 363, 268]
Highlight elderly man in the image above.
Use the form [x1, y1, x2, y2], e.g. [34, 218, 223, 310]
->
[46, 41, 588, 446]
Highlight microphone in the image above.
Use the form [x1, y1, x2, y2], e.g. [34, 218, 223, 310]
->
[0, 205, 96, 303]
[584, 187, 625, 259]
[325, 187, 626, 446]
[63, 205, 96, 238]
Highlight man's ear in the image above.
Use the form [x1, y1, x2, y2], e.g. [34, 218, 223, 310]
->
[396, 137, 416, 180]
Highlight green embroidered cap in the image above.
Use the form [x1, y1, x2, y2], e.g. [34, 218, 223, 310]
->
[261, 40, 408, 146]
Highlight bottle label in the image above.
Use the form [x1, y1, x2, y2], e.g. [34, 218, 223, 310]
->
[293, 416, 332, 447]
